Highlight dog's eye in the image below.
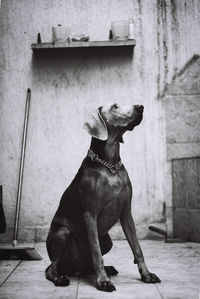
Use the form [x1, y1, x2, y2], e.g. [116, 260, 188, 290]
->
[112, 103, 118, 109]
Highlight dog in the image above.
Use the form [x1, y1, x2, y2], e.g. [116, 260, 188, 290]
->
[46, 103, 161, 292]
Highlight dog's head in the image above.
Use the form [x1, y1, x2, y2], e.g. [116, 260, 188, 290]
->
[84, 103, 144, 142]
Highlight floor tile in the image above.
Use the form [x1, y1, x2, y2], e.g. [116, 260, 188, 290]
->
[156, 281, 199, 299]
[77, 283, 162, 299]
[0, 280, 78, 299]
[0, 260, 20, 286]
[0, 240, 199, 299]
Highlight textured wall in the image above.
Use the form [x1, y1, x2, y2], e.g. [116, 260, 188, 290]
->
[0, 0, 200, 242]
[164, 55, 200, 160]
[172, 158, 200, 242]
[163, 55, 200, 238]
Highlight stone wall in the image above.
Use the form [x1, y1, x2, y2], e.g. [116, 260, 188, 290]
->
[0, 0, 200, 242]
[162, 55, 200, 239]
[172, 157, 200, 242]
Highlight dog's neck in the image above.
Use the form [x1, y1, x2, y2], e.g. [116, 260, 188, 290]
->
[90, 138, 120, 164]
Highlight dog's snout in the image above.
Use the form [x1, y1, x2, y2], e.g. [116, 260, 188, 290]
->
[135, 105, 144, 112]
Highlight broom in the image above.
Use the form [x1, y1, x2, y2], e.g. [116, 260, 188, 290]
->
[0, 186, 6, 233]
[0, 89, 42, 260]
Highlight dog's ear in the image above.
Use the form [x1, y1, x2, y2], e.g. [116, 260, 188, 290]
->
[83, 107, 108, 141]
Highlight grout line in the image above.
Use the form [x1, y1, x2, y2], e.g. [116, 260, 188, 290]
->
[0, 260, 22, 287]
[155, 283, 165, 299]
[75, 277, 80, 299]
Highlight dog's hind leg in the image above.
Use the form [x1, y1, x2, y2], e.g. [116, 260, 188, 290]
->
[99, 233, 113, 255]
[100, 233, 118, 277]
[46, 226, 71, 286]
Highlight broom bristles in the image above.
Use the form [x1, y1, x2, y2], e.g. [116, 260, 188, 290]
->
[0, 246, 42, 260]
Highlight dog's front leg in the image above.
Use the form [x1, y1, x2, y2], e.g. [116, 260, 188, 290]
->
[120, 207, 161, 283]
[84, 211, 116, 292]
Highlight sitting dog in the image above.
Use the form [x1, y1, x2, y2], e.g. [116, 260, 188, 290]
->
[46, 103, 161, 292]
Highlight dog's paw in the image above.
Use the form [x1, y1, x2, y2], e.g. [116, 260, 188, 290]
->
[141, 272, 161, 283]
[53, 274, 70, 286]
[104, 266, 118, 276]
[97, 279, 116, 292]
[46, 265, 70, 287]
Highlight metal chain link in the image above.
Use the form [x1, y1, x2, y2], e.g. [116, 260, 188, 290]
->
[87, 149, 123, 174]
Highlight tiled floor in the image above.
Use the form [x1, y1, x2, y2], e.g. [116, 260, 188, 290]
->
[0, 240, 199, 299]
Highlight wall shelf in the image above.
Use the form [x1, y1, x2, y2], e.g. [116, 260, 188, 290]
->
[31, 40, 136, 52]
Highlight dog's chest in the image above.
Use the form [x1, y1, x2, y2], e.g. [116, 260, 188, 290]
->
[96, 169, 131, 235]
[102, 170, 130, 198]
[100, 169, 131, 209]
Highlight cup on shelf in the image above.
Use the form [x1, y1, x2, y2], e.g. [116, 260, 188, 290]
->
[52, 24, 71, 43]
[111, 20, 129, 40]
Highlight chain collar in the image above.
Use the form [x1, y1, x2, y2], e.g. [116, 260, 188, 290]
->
[87, 149, 123, 174]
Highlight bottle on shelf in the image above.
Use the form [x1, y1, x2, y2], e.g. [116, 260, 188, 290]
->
[128, 18, 134, 40]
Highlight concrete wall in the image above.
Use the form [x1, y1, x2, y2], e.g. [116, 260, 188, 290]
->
[164, 55, 200, 161]
[172, 157, 200, 242]
[163, 55, 200, 238]
[0, 0, 200, 242]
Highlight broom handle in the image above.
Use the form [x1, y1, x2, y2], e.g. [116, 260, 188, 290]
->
[13, 89, 31, 247]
